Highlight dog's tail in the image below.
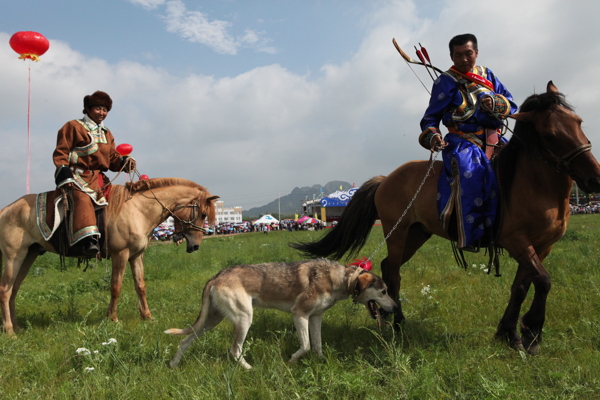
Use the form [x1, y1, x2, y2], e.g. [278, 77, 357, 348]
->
[164, 279, 215, 336]
[164, 327, 191, 335]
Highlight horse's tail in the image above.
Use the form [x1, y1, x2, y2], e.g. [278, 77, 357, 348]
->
[290, 176, 385, 260]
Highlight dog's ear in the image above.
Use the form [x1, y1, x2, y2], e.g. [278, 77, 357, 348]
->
[356, 272, 374, 293]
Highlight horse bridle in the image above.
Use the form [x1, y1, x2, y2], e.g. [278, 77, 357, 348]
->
[138, 181, 210, 235]
[170, 200, 210, 235]
[511, 127, 592, 176]
[538, 141, 592, 175]
[498, 102, 592, 177]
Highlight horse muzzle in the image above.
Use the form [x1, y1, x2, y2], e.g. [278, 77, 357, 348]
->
[575, 175, 600, 195]
[182, 232, 200, 253]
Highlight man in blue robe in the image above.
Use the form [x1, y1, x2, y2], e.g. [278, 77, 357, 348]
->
[419, 33, 517, 251]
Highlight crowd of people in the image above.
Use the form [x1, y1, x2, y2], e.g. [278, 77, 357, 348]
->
[151, 218, 324, 241]
[570, 203, 600, 214]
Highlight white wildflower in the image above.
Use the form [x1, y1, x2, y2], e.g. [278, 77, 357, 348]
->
[421, 285, 432, 296]
[421, 284, 437, 298]
[76, 348, 91, 355]
[102, 338, 117, 346]
[84, 367, 95, 372]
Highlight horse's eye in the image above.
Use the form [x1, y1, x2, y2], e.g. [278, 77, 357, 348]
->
[382, 290, 387, 296]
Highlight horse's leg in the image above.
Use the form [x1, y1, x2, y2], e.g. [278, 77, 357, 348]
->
[8, 250, 38, 333]
[0, 248, 29, 335]
[494, 263, 532, 351]
[381, 223, 431, 329]
[519, 247, 552, 355]
[107, 251, 129, 322]
[129, 254, 152, 320]
[495, 245, 550, 354]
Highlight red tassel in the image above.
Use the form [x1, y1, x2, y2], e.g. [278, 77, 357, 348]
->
[348, 256, 372, 271]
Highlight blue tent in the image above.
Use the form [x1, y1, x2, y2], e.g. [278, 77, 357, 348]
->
[319, 188, 358, 207]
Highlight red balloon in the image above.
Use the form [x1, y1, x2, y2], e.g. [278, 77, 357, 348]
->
[116, 143, 133, 156]
[139, 175, 149, 181]
[9, 31, 50, 62]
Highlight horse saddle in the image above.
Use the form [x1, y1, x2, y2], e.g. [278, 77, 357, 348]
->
[36, 190, 106, 259]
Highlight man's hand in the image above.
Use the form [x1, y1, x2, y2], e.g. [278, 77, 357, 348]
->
[481, 95, 493, 112]
[430, 134, 447, 152]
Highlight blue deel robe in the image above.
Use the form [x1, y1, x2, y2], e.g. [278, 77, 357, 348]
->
[419, 66, 517, 248]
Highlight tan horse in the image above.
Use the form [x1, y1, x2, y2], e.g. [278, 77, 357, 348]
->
[0, 177, 219, 335]
[293, 82, 600, 354]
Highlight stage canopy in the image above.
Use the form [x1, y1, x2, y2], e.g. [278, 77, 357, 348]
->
[319, 188, 358, 207]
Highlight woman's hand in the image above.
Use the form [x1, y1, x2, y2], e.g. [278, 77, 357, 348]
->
[121, 156, 137, 172]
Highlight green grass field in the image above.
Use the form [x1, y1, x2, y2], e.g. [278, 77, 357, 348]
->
[1, 215, 599, 399]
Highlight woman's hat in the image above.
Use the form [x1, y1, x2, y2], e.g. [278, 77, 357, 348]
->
[83, 91, 112, 113]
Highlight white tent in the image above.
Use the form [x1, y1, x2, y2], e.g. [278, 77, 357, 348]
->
[253, 214, 279, 225]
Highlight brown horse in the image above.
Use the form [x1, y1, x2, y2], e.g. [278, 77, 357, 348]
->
[0, 177, 219, 335]
[292, 82, 600, 354]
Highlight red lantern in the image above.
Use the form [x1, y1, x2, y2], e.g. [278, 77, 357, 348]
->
[9, 31, 50, 62]
[116, 143, 133, 156]
[139, 175, 149, 181]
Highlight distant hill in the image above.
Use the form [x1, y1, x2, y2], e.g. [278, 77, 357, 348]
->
[244, 181, 353, 219]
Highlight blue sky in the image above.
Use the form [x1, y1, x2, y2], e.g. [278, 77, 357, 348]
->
[1, 0, 599, 211]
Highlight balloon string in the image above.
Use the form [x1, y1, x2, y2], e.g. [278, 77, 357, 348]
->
[27, 62, 31, 194]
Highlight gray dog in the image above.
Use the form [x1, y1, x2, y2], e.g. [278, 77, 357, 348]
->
[165, 259, 397, 369]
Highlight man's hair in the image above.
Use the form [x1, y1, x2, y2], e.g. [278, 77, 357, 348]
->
[449, 34, 478, 55]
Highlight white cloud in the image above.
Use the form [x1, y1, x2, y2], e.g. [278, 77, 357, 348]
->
[126, 0, 166, 11]
[2, 0, 600, 211]
[163, 0, 238, 55]
[130, 0, 277, 55]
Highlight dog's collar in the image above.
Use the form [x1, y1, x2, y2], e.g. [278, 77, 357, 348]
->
[348, 267, 365, 299]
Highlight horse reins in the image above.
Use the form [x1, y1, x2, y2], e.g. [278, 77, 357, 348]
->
[137, 178, 211, 235]
[102, 160, 211, 235]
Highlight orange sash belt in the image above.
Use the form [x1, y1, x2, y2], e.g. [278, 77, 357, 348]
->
[447, 126, 499, 160]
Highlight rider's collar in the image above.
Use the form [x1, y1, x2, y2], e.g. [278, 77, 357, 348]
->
[82, 114, 105, 131]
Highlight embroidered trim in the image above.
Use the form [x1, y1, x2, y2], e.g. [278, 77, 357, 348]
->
[445, 67, 493, 123]
[36, 192, 53, 240]
[439, 158, 467, 247]
[419, 127, 442, 149]
[69, 120, 108, 164]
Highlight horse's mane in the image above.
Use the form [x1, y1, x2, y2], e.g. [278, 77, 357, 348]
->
[497, 90, 573, 204]
[106, 177, 215, 223]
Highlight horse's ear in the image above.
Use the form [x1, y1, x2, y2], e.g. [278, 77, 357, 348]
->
[547, 80, 559, 93]
[207, 195, 220, 202]
[508, 111, 534, 122]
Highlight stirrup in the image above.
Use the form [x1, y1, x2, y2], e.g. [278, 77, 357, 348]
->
[459, 245, 479, 253]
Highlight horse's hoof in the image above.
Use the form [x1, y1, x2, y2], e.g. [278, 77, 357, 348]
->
[392, 316, 405, 332]
[525, 343, 540, 355]
[513, 342, 526, 353]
